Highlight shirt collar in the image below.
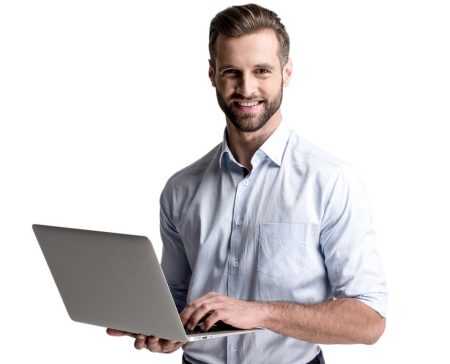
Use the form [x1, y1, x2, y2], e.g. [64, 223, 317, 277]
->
[219, 120, 291, 169]
[258, 120, 291, 167]
[219, 131, 238, 168]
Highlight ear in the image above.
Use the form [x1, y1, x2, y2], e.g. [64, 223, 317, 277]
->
[208, 59, 216, 87]
[282, 58, 293, 87]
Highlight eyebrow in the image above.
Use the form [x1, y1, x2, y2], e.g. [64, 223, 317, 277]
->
[254, 63, 276, 70]
[218, 63, 276, 72]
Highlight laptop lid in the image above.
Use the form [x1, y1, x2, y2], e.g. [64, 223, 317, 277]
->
[33, 224, 260, 342]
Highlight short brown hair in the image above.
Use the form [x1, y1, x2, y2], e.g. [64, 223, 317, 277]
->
[209, 3, 290, 67]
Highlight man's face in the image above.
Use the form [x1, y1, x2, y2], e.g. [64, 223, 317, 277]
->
[209, 30, 292, 133]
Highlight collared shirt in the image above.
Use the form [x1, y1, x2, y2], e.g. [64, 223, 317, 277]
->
[160, 121, 387, 364]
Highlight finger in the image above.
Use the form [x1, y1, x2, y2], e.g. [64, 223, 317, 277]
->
[106, 328, 126, 336]
[186, 296, 225, 330]
[182, 301, 214, 328]
[163, 343, 183, 353]
[134, 335, 148, 350]
[147, 336, 160, 344]
[106, 328, 137, 338]
[180, 302, 201, 325]
[180, 292, 219, 325]
[185, 305, 215, 330]
[147, 337, 162, 352]
[202, 310, 225, 331]
[181, 293, 226, 331]
[159, 339, 184, 353]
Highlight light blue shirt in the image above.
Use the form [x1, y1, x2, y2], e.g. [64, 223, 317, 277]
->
[160, 121, 387, 364]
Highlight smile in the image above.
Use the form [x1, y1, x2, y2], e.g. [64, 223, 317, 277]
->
[238, 101, 259, 107]
[233, 100, 263, 108]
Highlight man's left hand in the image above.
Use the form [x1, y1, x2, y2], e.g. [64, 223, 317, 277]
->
[180, 292, 267, 332]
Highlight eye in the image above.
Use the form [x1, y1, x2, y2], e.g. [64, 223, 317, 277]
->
[222, 69, 239, 77]
[255, 68, 271, 76]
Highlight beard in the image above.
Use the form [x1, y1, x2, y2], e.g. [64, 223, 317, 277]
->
[216, 83, 283, 133]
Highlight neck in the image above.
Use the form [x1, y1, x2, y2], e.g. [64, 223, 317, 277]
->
[226, 112, 282, 171]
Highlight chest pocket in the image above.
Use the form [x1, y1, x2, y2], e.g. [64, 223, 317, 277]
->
[257, 223, 307, 280]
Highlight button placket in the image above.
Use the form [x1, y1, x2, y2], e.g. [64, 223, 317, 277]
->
[227, 173, 248, 297]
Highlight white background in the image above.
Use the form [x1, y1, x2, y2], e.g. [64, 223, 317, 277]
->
[1, 0, 449, 362]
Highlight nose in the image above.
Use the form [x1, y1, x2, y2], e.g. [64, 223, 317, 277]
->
[235, 72, 257, 97]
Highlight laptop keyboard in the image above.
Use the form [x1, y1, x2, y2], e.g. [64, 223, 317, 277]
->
[185, 321, 236, 334]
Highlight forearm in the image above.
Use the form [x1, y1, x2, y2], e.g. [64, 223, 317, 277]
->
[260, 298, 385, 345]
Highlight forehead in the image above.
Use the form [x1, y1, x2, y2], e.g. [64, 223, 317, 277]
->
[213, 29, 281, 69]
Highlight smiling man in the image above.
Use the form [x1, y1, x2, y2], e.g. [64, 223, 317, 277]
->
[108, 4, 387, 363]
[213, 28, 287, 135]
[211, 27, 291, 173]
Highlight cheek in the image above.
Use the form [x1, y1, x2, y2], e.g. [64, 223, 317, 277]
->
[216, 80, 235, 96]
[266, 79, 283, 94]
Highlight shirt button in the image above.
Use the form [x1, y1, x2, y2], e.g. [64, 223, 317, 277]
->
[232, 345, 238, 352]
[233, 260, 239, 268]
[243, 180, 249, 186]
[237, 218, 243, 226]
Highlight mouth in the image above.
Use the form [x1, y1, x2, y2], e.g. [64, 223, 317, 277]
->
[232, 100, 264, 111]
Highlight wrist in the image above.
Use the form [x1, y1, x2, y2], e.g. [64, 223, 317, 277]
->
[257, 301, 272, 328]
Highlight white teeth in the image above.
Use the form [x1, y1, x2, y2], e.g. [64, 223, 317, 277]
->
[238, 101, 259, 107]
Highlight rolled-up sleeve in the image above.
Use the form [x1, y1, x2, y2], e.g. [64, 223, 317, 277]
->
[160, 186, 191, 312]
[320, 165, 388, 317]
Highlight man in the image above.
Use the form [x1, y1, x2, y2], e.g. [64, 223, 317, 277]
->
[108, 4, 387, 363]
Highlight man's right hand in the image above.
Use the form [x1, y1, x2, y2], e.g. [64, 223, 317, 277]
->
[106, 328, 184, 353]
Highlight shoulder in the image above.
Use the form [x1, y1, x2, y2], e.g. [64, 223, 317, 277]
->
[161, 142, 222, 202]
[287, 132, 346, 171]
[285, 131, 365, 193]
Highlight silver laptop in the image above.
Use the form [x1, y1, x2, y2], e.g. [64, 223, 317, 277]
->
[33, 224, 260, 342]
